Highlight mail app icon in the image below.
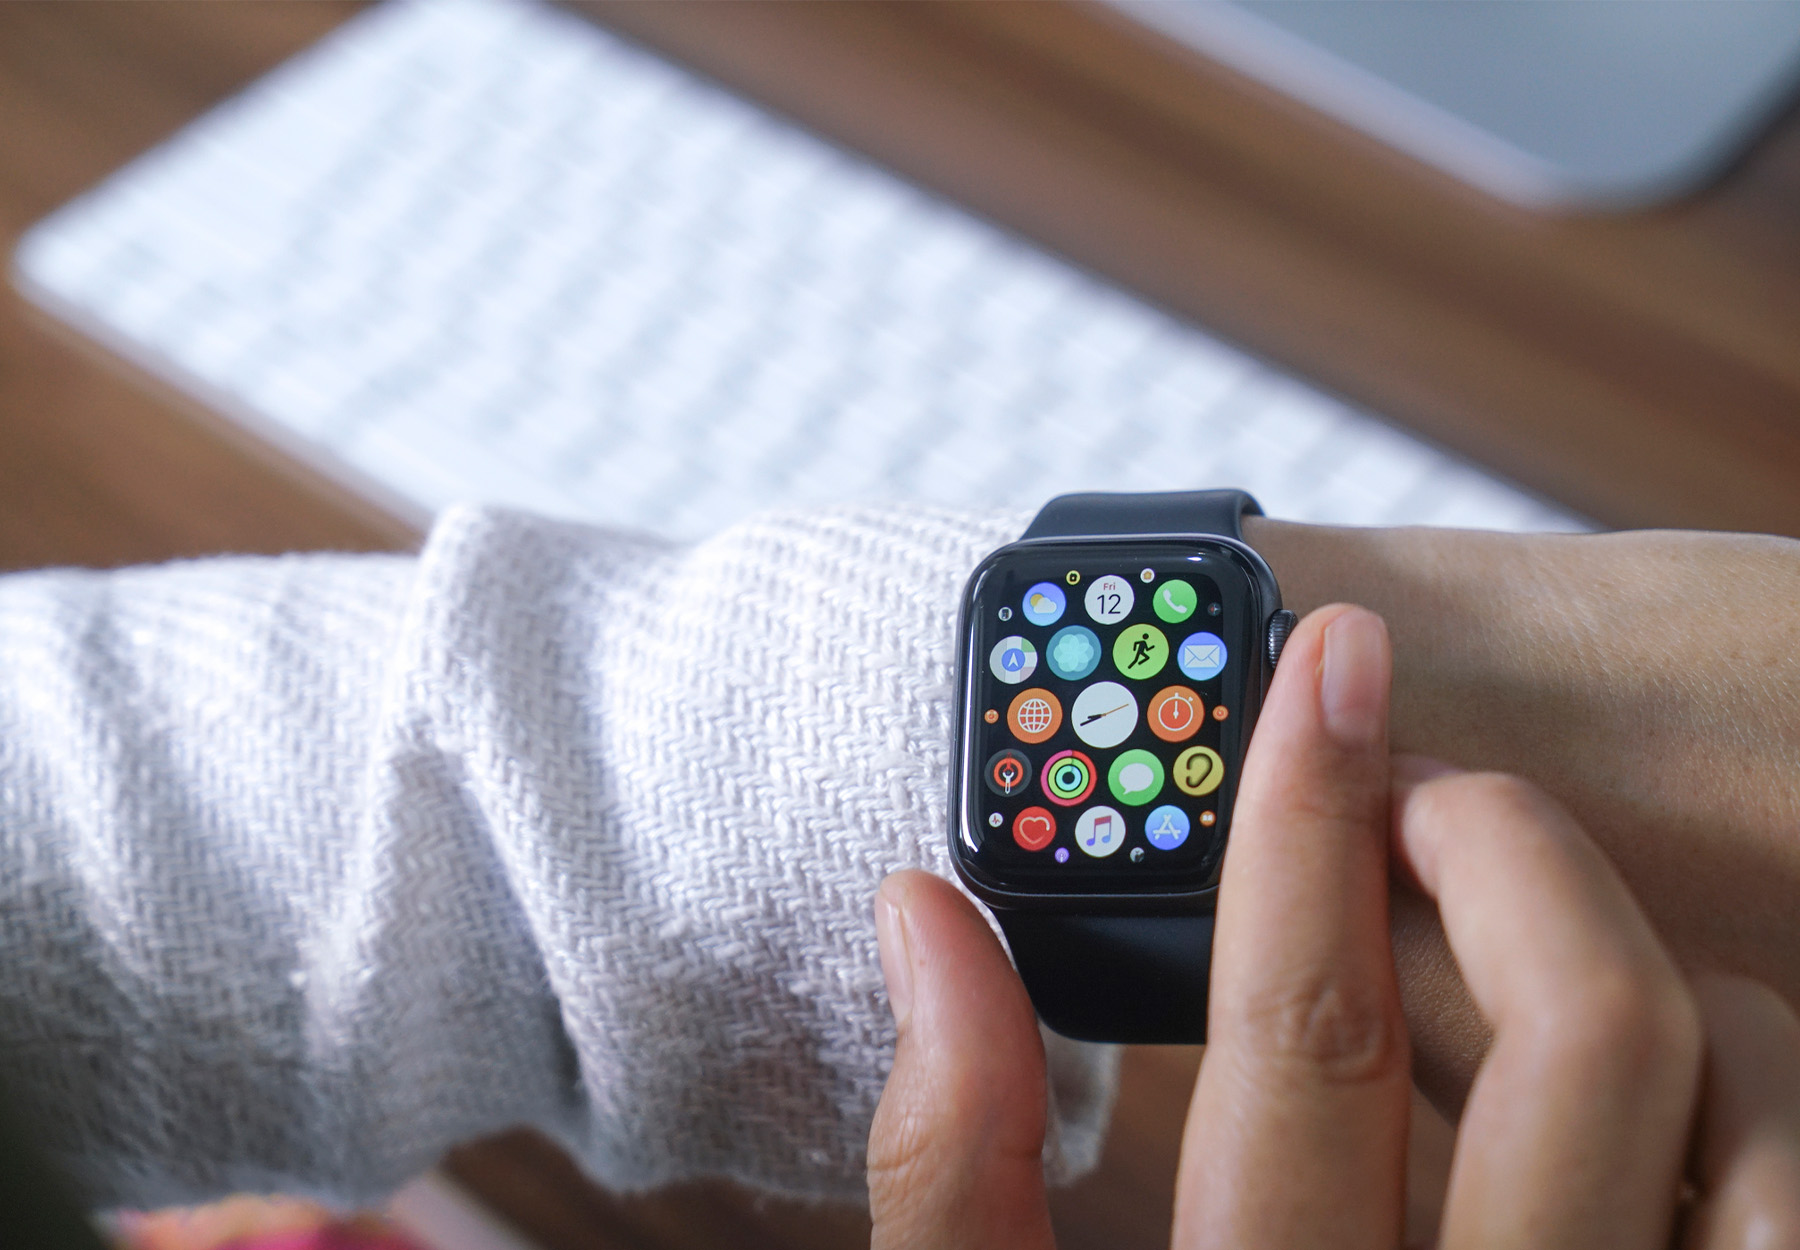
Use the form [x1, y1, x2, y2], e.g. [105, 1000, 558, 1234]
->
[1178, 632, 1228, 681]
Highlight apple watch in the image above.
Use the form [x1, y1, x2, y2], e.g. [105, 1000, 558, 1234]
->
[948, 490, 1295, 1044]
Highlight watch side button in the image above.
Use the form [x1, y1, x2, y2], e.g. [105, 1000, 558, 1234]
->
[1266, 609, 1297, 668]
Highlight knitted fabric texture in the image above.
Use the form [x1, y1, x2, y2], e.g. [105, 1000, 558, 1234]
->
[0, 504, 1118, 1209]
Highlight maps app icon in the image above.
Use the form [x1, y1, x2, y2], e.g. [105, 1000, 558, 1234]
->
[1178, 632, 1228, 681]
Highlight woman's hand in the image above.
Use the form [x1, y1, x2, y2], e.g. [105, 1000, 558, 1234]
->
[868, 606, 1800, 1248]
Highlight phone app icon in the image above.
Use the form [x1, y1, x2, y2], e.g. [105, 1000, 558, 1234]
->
[985, 749, 1032, 797]
[1013, 806, 1057, 852]
[1154, 578, 1198, 624]
[1173, 745, 1225, 796]
[1070, 680, 1138, 748]
[1007, 687, 1063, 744]
[1040, 749, 1097, 806]
[1107, 748, 1165, 806]
[1177, 631, 1228, 681]
[1046, 625, 1101, 680]
[1112, 623, 1168, 679]
[1084, 574, 1135, 625]
[1145, 804, 1190, 850]
[990, 635, 1038, 684]
[1021, 581, 1066, 626]
[1074, 805, 1125, 858]
[1147, 685, 1204, 742]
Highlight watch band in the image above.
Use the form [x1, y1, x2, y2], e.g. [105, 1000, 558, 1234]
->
[999, 489, 1261, 1045]
[1021, 488, 1261, 543]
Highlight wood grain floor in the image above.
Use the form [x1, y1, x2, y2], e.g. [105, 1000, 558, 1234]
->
[2, 3, 1794, 1247]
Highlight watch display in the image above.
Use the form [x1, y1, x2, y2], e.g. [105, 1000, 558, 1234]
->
[954, 539, 1267, 895]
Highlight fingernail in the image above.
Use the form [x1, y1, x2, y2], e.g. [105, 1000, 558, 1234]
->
[1319, 608, 1388, 749]
[875, 880, 914, 1029]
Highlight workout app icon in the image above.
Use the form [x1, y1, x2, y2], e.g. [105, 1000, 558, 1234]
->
[1021, 582, 1066, 626]
[1173, 745, 1225, 796]
[1070, 681, 1137, 748]
[1013, 806, 1056, 852]
[1084, 574, 1134, 625]
[1108, 748, 1165, 806]
[1112, 623, 1168, 679]
[1046, 626, 1101, 680]
[985, 749, 1032, 797]
[1147, 685, 1204, 742]
[1040, 750, 1097, 806]
[1074, 805, 1125, 858]
[1154, 578, 1198, 624]
[1177, 631, 1228, 681]
[1145, 805, 1190, 850]
[1007, 688, 1063, 744]
[990, 635, 1038, 684]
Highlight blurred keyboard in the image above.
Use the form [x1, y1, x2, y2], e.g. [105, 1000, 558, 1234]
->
[10, 0, 1583, 540]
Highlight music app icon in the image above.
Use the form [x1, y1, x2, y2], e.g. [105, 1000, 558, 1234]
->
[1074, 805, 1125, 858]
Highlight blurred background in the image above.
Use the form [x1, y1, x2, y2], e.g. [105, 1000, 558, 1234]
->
[4, 1, 1800, 1247]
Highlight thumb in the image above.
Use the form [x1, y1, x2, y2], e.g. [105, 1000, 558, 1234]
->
[867, 870, 1057, 1250]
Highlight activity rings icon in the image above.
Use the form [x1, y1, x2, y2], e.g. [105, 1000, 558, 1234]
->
[1040, 750, 1097, 806]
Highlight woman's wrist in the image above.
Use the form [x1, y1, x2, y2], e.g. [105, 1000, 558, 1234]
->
[1242, 515, 1800, 1106]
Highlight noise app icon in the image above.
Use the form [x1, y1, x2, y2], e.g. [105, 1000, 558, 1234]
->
[985, 749, 1032, 797]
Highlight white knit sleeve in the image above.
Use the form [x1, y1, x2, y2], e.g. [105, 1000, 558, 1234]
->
[0, 504, 1117, 1209]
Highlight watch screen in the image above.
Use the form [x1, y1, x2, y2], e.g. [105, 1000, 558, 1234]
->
[955, 540, 1264, 894]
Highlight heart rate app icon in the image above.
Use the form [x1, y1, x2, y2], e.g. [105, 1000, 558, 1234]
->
[1039, 749, 1097, 806]
[1147, 685, 1204, 742]
[985, 749, 1032, 797]
[1007, 688, 1063, 744]
[1012, 806, 1057, 851]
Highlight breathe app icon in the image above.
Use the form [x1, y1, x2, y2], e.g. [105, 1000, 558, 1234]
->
[1074, 805, 1125, 858]
[1112, 623, 1168, 679]
[1177, 632, 1228, 681]
[1040, 750, 1096, 806]
[1154, 578, 1198, 624]
[1007, 688, 1063, 744]
[1021, 582, 1066, 627]
[1070, 681, 1137, 748]
[1084, 574, 1134, 625]
[1046, 626, 1101, 680]
[1108, 749, 1165, 806]
[1173, 745, 1225, 796]
[990, 635, 1038, 684]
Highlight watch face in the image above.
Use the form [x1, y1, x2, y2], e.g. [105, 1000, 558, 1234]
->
[953, 539, 1267, 897]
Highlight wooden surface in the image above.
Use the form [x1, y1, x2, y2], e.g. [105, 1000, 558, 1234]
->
[0, 1, 1793, 1247]
[590, 0, 1800, 538]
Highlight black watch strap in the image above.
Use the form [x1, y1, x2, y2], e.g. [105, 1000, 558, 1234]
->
[1021, 489, 1261, 543]
[999, 489, 1261, 1045]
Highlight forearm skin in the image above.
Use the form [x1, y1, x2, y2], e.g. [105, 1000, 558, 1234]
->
[1248, 518, 1800, 1109]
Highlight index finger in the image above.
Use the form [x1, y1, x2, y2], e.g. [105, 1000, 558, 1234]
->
[1175, 605, 1410, 1250]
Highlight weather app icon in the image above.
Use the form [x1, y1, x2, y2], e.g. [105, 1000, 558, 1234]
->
[1177, 631, 1228, 681]
[1021, 582, 1066, 627]
[1046, 626, 1102, 680]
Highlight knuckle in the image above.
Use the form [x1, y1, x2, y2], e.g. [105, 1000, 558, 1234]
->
[1233, 972, 1407, 1086]
[1542, 960, 1702, 1087]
